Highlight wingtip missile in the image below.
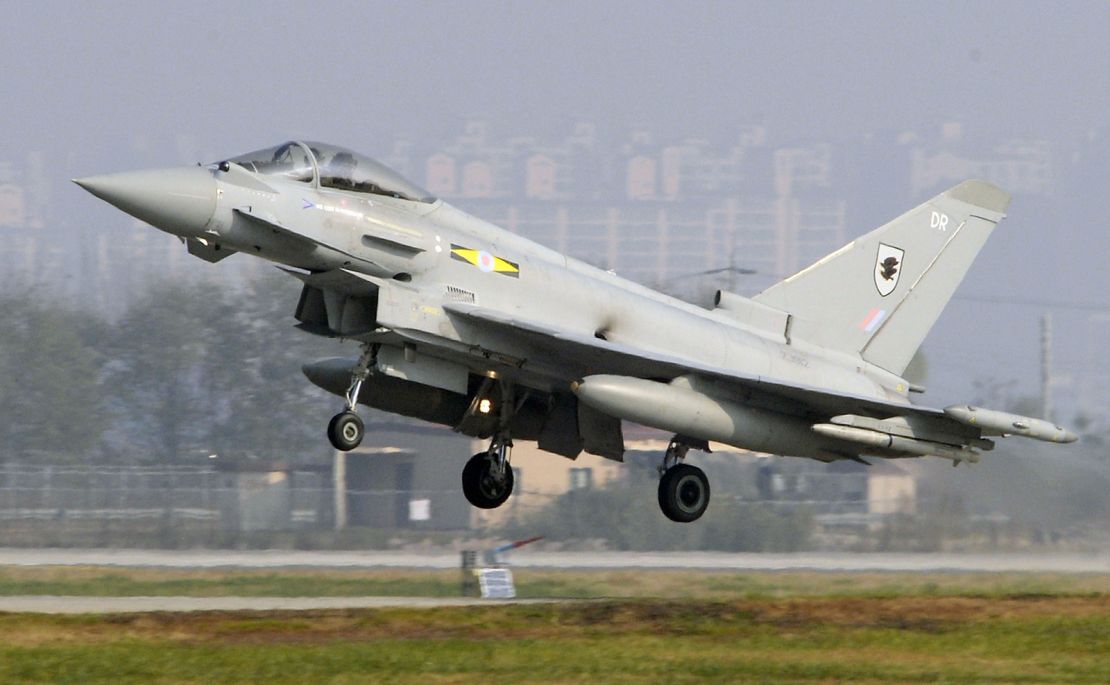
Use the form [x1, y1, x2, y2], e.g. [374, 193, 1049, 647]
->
[943, 405, 1078, 444]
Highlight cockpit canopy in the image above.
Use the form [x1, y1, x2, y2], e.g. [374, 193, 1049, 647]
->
[225, 141, 436, 204]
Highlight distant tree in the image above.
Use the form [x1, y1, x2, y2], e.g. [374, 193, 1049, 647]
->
[971, 378, 1041, 417]
[1070, 414, 1106, 451]
[501, 478, 813, 552]
[0, 293, 108, 462]
[200, 272, 345, 462]
[699, 502, 813, 552]
[102, 280, 227, 461]
[102, 273, 346, 464]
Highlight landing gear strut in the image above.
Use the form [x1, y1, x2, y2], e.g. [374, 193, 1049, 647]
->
[461, 382, 516, 509]
[657, 438, 710, 523]
[327, 345, 376, 451]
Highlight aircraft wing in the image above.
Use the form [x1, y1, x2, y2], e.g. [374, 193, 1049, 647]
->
[277, 267, 381, 297]
[233, 207, 387, 273]
[233, 207, 319, 250]
[442, 303, 944, 421]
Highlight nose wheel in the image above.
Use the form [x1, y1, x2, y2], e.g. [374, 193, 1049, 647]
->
[657, 438, 711, 522]
[327, 411, 364, 451]
[326, 345, 376, 452]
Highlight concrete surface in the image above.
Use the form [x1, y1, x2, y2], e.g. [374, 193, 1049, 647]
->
[1, 549, 1108, 573]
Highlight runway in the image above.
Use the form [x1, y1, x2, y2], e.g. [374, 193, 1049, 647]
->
[2, 548, 1109, 573]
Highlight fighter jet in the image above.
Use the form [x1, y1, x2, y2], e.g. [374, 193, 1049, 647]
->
[75, 141, 1077, 522]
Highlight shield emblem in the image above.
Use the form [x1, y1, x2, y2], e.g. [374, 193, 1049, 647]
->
[874, 243, 904, 297]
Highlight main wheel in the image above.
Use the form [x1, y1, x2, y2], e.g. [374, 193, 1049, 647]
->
[461, 452, 514, 509]
[327, 411, 364, 451]
[658, 463, 710, 522]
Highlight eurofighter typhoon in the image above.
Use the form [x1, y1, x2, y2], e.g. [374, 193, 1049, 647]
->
[75, 141, 1077, 522]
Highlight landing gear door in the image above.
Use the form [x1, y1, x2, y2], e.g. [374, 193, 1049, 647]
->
[376, 346, 468, 395]
[578, 402, 624, 461]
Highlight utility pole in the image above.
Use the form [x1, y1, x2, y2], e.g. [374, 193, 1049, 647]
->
[1041, 312, 1053, 421]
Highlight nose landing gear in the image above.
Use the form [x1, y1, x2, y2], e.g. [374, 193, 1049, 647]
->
[657, 438, 710, 523]
[327, 411, 364, 452]
[326, 345, 377, 452]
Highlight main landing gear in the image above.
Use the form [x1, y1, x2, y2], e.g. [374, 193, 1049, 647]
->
[461, 382, 517, 510]
[657, 438, 711, 523]
[461, 434, 514, 509]
[327, 345, 376, 452]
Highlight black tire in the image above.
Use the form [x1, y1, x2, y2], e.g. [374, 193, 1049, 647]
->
[327, 411, 364, 451]
[461, 452, 514, 509]
[658, 463, 710, 522]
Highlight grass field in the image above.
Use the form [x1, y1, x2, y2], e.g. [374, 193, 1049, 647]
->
[1, 568, 1109, 684]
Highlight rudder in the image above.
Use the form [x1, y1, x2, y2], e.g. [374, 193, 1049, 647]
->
[752, 180, 1010, 375]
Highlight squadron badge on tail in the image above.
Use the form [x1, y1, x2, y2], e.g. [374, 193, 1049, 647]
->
[874, 243, 904, 297]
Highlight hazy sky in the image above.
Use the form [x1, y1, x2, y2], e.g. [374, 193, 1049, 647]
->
[4, 1, 1107, 169]
[3, 1, 1108, 417]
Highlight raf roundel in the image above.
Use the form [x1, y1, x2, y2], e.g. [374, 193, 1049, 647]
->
[450, 244, 521, 278]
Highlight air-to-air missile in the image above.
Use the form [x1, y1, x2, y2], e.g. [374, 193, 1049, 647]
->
[943, 405, 1077, 443]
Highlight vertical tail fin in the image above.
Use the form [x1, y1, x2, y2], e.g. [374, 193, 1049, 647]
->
[752, 180, 1010, 375]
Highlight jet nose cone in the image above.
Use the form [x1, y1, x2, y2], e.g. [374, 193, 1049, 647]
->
[73, 166, 217, 237]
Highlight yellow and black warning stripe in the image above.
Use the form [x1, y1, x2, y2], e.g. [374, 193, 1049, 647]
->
[450, 244, 520, 278]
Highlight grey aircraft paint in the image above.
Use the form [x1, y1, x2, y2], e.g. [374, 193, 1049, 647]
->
[74, 140, 1077, 522]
